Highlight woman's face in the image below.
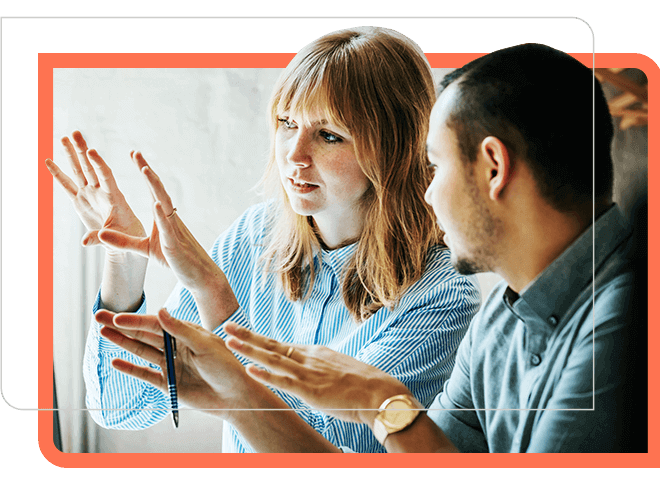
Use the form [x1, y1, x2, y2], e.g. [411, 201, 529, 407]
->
[275, 107, 370, 226]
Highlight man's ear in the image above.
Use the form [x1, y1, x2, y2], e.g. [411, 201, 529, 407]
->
[480, 136, 513, 201]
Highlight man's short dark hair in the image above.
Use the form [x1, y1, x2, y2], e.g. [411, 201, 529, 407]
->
[438, 43, 614, 212]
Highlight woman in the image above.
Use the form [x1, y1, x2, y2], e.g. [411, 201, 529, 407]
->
[46, 26, 480, 453]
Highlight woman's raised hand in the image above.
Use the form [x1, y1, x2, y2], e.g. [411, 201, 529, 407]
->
[46, 131, 146, 252]
[97, 150, 239, 330]
[99, 152, 212, 287]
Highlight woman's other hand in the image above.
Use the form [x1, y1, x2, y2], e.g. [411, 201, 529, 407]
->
[97, 153, 239, 330]
[46, 131, 146, 253]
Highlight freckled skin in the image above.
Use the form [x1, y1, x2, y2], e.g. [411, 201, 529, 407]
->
[276, 110, 371, 247]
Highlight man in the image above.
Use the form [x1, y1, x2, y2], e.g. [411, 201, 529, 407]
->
[221, 43, 645, 452]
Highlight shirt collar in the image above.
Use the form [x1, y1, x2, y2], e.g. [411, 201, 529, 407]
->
[503, 204, 631, 328]
[303, 241, 358, 282]
[319, 241, 358, 282]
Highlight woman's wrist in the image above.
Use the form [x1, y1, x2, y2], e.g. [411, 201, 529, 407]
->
[100, 252, 148, 312]
[188, 264, 239, 330]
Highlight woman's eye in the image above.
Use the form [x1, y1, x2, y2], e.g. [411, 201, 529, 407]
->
[278, 118, 296, 129]
[320, 130, 342, 143]
[428, 163, 438, 173]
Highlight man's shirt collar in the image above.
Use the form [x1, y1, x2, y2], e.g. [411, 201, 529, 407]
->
[502, 204, 631, 330]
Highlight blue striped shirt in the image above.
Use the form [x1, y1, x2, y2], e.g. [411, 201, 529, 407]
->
[83, 201, 480, 453]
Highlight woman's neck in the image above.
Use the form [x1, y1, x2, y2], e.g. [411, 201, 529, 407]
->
[312, 208, 365, 250]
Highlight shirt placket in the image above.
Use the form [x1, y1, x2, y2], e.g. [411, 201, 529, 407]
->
[298, 261, 332, 344]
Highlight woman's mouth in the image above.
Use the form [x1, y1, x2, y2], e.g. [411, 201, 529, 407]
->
[288, 178, 319, 194]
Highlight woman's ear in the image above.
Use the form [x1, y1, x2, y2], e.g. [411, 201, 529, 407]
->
[480, 136, 513, 201]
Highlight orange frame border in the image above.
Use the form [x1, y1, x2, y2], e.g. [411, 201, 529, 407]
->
[38, 52, 658, 468]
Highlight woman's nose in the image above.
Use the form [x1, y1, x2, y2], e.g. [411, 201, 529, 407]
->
[286, 129, 312, 167]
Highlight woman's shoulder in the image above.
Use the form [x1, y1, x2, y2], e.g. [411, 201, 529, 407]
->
[395, 245, 481, 310]
[220, 199, 279, 238]
[211, 199, 280, 255]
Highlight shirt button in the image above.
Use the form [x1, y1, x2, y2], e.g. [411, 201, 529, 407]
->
[548, 315, 558, 326]
[531, 354, 541, 366]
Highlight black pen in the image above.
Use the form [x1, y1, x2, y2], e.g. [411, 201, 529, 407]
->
[162, 329, 179, 428]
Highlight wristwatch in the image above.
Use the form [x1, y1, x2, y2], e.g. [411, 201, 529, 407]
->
[373, 394, 422, 445]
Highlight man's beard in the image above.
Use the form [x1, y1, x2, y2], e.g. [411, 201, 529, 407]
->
[452, 254, 488, 275]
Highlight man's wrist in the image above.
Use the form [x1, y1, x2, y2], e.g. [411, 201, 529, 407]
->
[357, 383, 414, 428]
[222, 376, 280, 426]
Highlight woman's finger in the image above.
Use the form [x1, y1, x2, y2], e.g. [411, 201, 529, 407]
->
[111, 358, 166, 391]
[96, 310, 164, 349]
[61, 136, 88, 187]
[156, 308, 216, 352]
[81, 230, 101, 247]
[130, 151, 154, 202]
[98, 228, 151, 258]
[87, 148, 119, 194]
[131, 152, 177, 221]
[45, 159, 78, 199]
[100, 326, 164, 365]
[71, 131, 100, 188]
[112, 312, 162, 333]
[152, 200, 180, 243]
[142, 165, 174, 215]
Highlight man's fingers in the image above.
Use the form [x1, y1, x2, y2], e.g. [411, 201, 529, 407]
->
[226, 335, 304, 377]
[224, 322, 293, 358]
[245, 364, 298, 393]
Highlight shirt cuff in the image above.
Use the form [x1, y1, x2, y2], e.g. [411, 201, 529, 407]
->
[212, 307, 252, 339]
[91, 288, 147, 352]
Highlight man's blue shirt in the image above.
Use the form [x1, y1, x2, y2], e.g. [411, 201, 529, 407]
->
[429, 204, 636, 452]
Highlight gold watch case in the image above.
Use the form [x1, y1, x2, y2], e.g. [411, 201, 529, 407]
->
[373, 394, 421, 445]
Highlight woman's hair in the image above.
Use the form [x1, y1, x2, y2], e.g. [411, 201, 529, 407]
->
[261, 26, 443, 321]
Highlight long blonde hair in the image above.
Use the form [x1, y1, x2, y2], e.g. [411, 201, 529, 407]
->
[261, 26, 443, 321]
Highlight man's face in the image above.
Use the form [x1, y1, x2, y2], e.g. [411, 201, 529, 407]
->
[424, 84, 500, 275]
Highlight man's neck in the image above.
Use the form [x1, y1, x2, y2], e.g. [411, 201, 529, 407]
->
[498, 200, 611, 293]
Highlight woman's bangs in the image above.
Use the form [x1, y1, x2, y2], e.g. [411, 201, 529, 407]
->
[276, 62, 349, 130]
